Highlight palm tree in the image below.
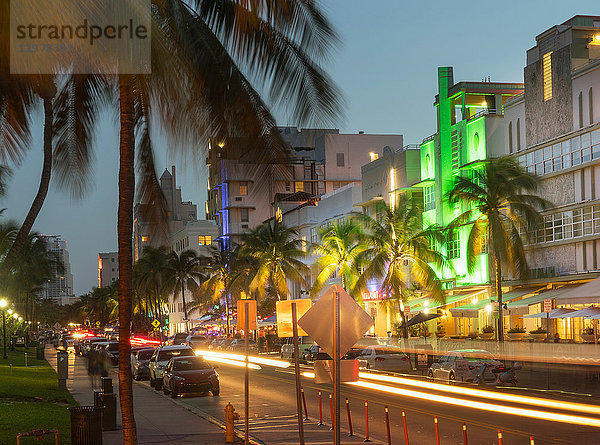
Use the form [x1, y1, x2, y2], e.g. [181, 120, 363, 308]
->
[165, 250, 205, 332]
[311, 218, 366, 298]
[134, 246, 170, 325]
[448, 156, 550, 342]
[356, 199, 447, 338]
[113, 2, 341, 442]
[241, 220, 308, 300]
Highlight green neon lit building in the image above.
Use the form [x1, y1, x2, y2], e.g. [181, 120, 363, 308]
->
[416, 67, 524, 289]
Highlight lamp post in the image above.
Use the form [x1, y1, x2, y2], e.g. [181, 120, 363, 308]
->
[0, 299, 7, 359]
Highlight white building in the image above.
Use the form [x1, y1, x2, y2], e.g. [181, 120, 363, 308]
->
[39, 235, 76, 306]
[98, 252, 118, 288]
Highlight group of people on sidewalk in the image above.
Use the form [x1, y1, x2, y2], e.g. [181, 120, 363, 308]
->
[87, 347, 112, 388]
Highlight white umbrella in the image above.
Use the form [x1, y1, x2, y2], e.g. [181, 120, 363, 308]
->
[522, 308, 575, 319]
[562, 307, 600, 318]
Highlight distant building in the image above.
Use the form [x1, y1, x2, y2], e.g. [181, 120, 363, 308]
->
[207, 127, 403, 249]
[39, 235, 76, 306]
[134, 165, 197, 262]
[98, 252, 119, 288]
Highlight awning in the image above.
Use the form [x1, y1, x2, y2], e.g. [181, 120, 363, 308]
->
[398, 312, 441, 328]
[507, 285, 579, 309]
[409, 290, 486, 313]
[450, 298, 495, 318]
[522, 308, 576, 319]
[562, 307, 600, 318]
[555, 277, 600, 304]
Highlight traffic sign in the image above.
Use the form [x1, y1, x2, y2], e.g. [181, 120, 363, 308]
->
[297, 284, 374, 359]
[237, 299, 257, 331]
[151, 319, 160, 328]
[404, 305, 411, 318]
[276, 299, 311, 337]
[543, 299, 552, 313]
[95, 321, 101, 327]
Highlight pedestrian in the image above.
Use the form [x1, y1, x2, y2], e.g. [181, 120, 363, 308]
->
[87, 348, 100, 388]
[554, 333, 560, 343]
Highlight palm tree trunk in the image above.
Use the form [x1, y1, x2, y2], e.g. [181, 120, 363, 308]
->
[494, 252, 504, 343]
[117, 75, 137, 445]
[181, 285, 189, 332]
[6, 87, 54, 264]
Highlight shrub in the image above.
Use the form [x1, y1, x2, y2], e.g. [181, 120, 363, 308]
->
[467, 331, 478, 339]
[530, 327, 546, 334]
[582, 327, 595, 335]
[507, 326, 526, 333]
[482, 325, 494, 333]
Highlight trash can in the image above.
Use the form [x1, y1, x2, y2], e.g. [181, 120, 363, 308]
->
[99, 393, 118, 431]
[101, 377, 113, 394]
[93, 389, 103, 408]
[68, 406, 103, 445]
[36, 343, 45, 360]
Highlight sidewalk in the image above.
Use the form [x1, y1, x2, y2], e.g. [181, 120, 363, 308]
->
[46, 346, 246, 444]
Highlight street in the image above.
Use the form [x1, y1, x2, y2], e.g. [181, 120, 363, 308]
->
[139, 358, 600, 445]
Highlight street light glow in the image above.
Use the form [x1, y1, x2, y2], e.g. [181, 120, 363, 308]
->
[0, 299, 6, 308]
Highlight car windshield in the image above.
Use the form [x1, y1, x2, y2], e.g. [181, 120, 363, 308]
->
[158, 349, 194, 361]
[190, 336, 206, 341]
[138, 350, 154, 360]
[173, 357, 212, 370]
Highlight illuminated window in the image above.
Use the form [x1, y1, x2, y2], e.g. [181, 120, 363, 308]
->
[295, 181, 304, 192]
[141, 236, 149, 242]
[239, 182, 248, 196]
[542, 52, 552, 101]
[424, 185, 435, 211]
[446, 230, 460, 260]
[198, 236, 212, 246]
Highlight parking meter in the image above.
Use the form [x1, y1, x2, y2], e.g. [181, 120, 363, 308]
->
[57, 350, 68, 390]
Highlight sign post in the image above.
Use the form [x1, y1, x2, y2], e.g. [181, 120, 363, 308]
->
[291, 303, 305, 445]
[237, 299, 257, 445]
[543, 299, 552, 343]
[298, 285, 373, 445]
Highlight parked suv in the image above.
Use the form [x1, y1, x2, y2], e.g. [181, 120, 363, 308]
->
[149, 345, 195, 390]
[280, 337, 314, 360]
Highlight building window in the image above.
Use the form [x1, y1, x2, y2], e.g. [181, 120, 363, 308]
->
[295, 181, 304, 192]
[508, 121, 513, 153]
[590, 87, 594, 125]
[336, 153, 345, 167]
[542, 51, 553, 101]
[239, 182, 248, 196]
[424, 185, 435, 211]
[310, 227, 318, 243]
[198, 235, 212, 246]
[516, 119, 521, 150]
[141, 236, 149, 242]
[285, 182, 291, 192]
[446, 230, 460, 260]
[241, 208, 249, 223]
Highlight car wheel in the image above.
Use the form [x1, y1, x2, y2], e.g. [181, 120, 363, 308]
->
[449, 372, 456, 384]
[163, 384, 169, 395]
[149, 377, 155, 388]
[427, 369, 434, 379]
[212, 389, 220, 397]
[155, 379, 162, 390]
[134, 371, 140, 381]
[170, 388, 178, 399]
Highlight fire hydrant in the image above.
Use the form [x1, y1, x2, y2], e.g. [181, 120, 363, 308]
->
[224, 402, 239, 443]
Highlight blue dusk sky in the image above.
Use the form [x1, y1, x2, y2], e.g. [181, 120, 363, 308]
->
[1, 1, 598, 295]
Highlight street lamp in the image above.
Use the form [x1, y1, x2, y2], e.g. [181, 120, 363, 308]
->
[0, 299, 7, 359]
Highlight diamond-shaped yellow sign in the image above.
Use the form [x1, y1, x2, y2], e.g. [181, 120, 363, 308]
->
[151, 319, 160, 328]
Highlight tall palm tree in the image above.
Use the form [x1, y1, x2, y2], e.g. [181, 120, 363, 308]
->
[356, 199, 447, 338]
[448, 156, 550, 342]
[113, 2, 341, 442]
[311, 218, 365, 297]
[134, 246, 170, 324]
[241, 220, 308, 300]
[165, 250, 205, 332]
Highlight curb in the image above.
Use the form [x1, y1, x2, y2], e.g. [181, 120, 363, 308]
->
[134, 380, 265, 445]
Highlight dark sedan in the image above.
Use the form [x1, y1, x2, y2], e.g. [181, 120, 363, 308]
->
[162, 356, 219, 399]
[132, 348, 155, 381]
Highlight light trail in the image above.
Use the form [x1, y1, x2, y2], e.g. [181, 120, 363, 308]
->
[194, 349, 290, 369]
[300, 372, 600, 427]
[357, 372, 600, 416]
[203, 356, 262, 370]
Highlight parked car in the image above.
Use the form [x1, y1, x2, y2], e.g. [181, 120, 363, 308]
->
[104, 342, 120, 365]
[149, 345, 195, 390]
[162, 355, 220, 398]
[303, 345, 365, 363]
[358, 346, 411, 372]
[217, 338, 234, 351]
[227, 339, 258, 353]
[132, 348, 155, 381]
[185, 334, 210, 350]
[58, 334, 75, 351]
[81, 338, 107, 356]
[280, 337, 314, 360]
[208, 338, 225, 350]
[165, 333, 189, 346]
[428, 349, 502, 382]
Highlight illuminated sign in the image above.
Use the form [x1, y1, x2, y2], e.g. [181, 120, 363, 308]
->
[361, 291, 388, 302]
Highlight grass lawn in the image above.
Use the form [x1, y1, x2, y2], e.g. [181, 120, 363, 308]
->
[0, 348, 77, 444]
